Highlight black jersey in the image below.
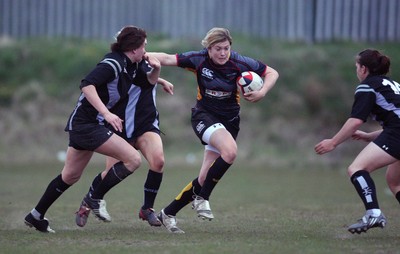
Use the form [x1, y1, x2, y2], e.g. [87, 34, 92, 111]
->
[351, 75, 400, 128]
[110, 60, 160, 140]
[65, 52, 137, 131]
[177, 49, 267, 120]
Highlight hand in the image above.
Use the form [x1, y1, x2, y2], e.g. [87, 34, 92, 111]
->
[103, 111, 123, 132]
[162, 81, 174, 95]
[242, 90, 266, 102]
[314, 139, 336, 155]
[144, 53, 161, 70]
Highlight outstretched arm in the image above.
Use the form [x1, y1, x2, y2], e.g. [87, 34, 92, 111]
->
[144, 53, 161, 84]
[315, 117, 364, 155]
[147, 52, 178, 66]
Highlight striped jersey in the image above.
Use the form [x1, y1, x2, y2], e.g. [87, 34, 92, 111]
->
[110, 60, 160, 140]
[65, 51, 136, 131]
[177, 49, 267, 120]
[351, 75, 400, 127]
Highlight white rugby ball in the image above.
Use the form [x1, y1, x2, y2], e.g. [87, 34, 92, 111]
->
[236, 71, 264, 94]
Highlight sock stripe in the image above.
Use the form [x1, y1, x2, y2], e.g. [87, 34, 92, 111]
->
[175, 182, 193, 200]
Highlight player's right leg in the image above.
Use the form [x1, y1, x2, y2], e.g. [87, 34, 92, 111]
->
[157, 178, 202, 233]
[347, 142, 396, 234]
[25, 147, 93, 233]
[76, 134, 141, 225]
[157, 209, 184, 233]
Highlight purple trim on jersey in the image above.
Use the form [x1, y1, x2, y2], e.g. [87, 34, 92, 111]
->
[65, 52, 133, 132]
[68, 93, 84, 130]
[151, 85, 159, 130]
[125, 85, 141, 139]
[110, 60, 160, 140]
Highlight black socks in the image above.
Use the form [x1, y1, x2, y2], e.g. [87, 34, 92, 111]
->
[164, 178, 202, 216]
[91, 161, 132, 199]
[142, 170, 163, 209]
[35, 174, 70, 219]
[198, 156, 231, 200]
[350, 170, 379, 210]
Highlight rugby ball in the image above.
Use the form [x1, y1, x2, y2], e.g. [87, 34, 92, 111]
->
[236, 71, 264, 94]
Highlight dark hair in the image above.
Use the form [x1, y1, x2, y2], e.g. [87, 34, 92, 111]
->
[357, 49, 390, 75]
[110, 26, 147, 52]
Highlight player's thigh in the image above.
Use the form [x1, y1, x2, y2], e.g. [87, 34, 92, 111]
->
[61, 147, 94, 184]
[96, 134, 141, 170]
[209, 128, 237, 163]
[386, 161, 400, 194]
[349, 142, 397, 175]
[136, 132, 165, 171]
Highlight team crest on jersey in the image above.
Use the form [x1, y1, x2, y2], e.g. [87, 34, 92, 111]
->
[201, 68, 214, 79]
[196, 121, 206, 133]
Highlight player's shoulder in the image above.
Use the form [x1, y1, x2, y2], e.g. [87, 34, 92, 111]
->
[100, 52, 126, 73]
[177, 49, 208, 68]
[180, 48, 207, 58]
[229, 50, 265, 72]
[229, 51, 256, 64]
[363, 75, 388, 88]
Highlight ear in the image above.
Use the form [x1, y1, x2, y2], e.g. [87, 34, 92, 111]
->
[361, 65, 369, 75]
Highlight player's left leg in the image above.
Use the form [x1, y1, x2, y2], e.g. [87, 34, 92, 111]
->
[26, 147, 93, 232]
[347, 142, 396, 234]
[136, 131, 165, 226]
[192, 128, 236, 220]
[385, 161, 400, 203]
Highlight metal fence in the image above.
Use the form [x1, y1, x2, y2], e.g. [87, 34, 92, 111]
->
[1, 0, 400, 43]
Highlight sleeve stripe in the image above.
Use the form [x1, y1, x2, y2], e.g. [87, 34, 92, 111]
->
[355, 84, 374, 94]
[100, 58, 123, 78]
[355, 88, 375, 94]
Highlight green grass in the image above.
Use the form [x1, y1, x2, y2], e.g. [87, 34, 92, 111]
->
[1, 162, 400, 253]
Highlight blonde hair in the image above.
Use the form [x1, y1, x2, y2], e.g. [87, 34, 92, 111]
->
[201, 27, 232, 48]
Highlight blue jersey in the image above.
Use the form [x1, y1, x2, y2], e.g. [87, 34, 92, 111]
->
[351, 75, 400, 128]
[177, 49, 267, 120]
[65, 51, 137, 131]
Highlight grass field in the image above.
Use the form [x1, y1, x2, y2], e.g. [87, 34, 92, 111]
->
[1, 161, 400, 254]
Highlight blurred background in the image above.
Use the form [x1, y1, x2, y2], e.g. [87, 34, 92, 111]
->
[1, 0, 399, 168]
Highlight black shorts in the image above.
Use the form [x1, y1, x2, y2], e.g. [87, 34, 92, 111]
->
[68, 123, 113, 151]
[373, 128, 400, 160]
[127, 125, 161, 147]
[107, 121, 160, 143]
[191, 106, 240, 145]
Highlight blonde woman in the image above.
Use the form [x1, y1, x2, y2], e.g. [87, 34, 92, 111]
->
[150, 27, 279, 233]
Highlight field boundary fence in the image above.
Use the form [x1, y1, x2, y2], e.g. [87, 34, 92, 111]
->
[1, 0, 400, 43]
